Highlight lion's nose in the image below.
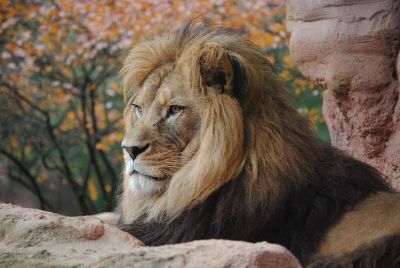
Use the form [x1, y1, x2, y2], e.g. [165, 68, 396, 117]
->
[122, 144, 150, 160]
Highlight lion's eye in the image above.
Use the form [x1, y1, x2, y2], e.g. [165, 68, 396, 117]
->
[133, 104, 142, 118]
[167, 105, 184, 117]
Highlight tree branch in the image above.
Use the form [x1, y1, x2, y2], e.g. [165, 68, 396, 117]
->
[0, 148, 48, 210]
[79, 75, 108, 209]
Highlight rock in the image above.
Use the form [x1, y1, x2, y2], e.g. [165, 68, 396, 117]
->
[93, 240, 302, 268]
[0, 203, 302, 267]
[0, 203, 143, 267]
[287, 0, 400, 190]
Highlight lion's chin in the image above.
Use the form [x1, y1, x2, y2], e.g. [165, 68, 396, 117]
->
[128, 172, 169, 196]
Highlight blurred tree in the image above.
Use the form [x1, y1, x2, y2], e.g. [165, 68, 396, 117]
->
[0, 0, 328, 215]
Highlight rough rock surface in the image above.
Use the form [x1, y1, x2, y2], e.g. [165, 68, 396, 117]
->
[287, 0, 400, 190]
[0, 203, 302, 267]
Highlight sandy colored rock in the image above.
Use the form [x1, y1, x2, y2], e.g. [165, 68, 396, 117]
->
[93, 240, 302, 268]
[0, 203, 143, 267]
[287, 0, 400, 189]
[0, 203, 301, 267]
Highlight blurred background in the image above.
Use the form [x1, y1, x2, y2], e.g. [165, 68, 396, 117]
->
[0, 0, 329, 216]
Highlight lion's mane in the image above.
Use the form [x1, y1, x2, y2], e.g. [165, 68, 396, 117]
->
[118, 23, 393, 265]
[121, 23, 322, 220]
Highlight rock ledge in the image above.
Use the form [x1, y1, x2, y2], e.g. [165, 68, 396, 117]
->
[0, 203, 301, 267]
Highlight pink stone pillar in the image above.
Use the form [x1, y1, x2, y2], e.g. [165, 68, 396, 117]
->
[286, 0, 400, 190]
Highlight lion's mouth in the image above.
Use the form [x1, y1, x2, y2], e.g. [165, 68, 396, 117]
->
[130, 170, 169, 181]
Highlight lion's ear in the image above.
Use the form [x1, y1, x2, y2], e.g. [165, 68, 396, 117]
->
[199, 45, 234, 95]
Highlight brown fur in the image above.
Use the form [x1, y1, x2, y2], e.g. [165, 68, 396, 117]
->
[315, 192, 400, 258]
[309, 235, 400, 268]
[118, 23, 399, 266]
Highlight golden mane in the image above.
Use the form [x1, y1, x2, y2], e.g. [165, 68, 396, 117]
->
[120, 23, 322, 222]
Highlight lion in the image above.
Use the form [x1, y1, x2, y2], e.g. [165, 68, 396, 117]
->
[117, 23, 400, 267]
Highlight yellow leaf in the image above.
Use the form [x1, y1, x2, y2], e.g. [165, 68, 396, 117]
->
[105, 184, 112, 193]
[294, 87, 302, 95]
[10, 136, 19, 148]
[280, 70, 291, 80]
[37, 174, 48, 183]
[283, 55, 295, 68]
[24, 145, 32, 154]
[88, 179, 98, 201]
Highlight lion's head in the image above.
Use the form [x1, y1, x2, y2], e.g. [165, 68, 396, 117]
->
[120, 23, 321, 222]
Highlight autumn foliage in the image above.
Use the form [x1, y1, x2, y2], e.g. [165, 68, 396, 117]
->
[0, 0, 327, 215]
